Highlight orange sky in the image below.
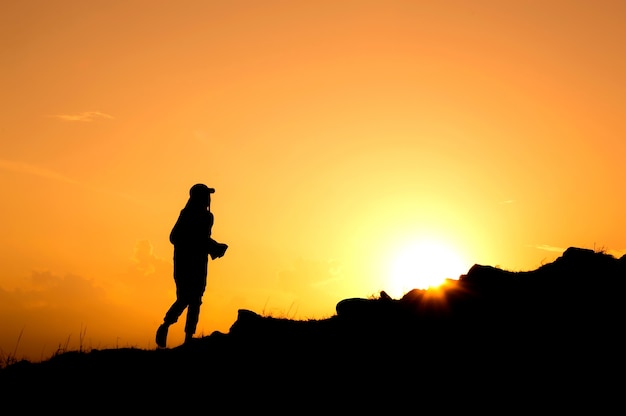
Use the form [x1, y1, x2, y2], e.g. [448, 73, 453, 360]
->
[2, 0, 625, 362]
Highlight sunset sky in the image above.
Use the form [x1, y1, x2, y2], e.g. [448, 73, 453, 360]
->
[2, 0, 625, 361]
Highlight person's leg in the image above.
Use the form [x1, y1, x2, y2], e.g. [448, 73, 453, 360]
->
[171, 256, 207, 344]
[183, 270, 207, 343]
[156, 277, 191, 348]
[184, 296, 203, 342]
[163, 299, 187, 325]
[155, 322, 169, 348]
[156, 299, 188, 348]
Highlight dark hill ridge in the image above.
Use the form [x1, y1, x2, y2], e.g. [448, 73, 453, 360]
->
[1, 247, 625, 411]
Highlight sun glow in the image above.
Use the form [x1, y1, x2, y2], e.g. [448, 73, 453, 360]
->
[386, 240, 469, 298]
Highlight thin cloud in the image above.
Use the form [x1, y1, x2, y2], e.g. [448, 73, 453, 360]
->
[0, 158, 145, 206]
[534, 245, 566, 253]
[278, 258, 343, 294]
[0, 159, 79, 185]
[534, 244, 626, 260]
[130, 240, 171, 278]
[0, 269, 151, 361]
[48, 111, 114, 122]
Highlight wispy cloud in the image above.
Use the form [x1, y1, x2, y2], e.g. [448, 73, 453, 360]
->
[499, 199, 515, 204]
[534, 244, 625, 259]
[48, 111, 114, 122]
[0, 159, 79, 184]
[0, 158, 148, 206]
[534, 245, 566, 253]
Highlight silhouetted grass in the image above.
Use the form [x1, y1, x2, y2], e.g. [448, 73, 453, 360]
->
[0, 328, 24, 369]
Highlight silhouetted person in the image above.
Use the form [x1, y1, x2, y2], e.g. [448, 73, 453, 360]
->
[156, 183, 228, 348]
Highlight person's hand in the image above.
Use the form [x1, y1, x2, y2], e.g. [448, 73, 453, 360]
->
[210, 242, 228, 259]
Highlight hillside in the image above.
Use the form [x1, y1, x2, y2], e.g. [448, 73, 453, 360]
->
[1, 247, 624, 411]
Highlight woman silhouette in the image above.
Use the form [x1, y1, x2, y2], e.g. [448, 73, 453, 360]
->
[156, 183, 227, 348]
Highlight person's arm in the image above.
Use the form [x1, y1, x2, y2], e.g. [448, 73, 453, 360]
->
[208, 238, 228, 259]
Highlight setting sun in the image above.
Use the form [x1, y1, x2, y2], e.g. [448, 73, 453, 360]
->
[386, 240, 469, 297]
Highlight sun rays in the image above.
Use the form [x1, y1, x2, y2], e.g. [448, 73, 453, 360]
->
[386, 239, 469, 298]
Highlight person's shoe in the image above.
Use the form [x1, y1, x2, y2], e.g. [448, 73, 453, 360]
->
[156, 324, 169, 348]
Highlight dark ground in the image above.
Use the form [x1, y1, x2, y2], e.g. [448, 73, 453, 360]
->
[1, 247, 624, 412]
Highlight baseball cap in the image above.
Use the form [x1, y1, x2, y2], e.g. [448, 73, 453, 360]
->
[189, 183, 215, 198]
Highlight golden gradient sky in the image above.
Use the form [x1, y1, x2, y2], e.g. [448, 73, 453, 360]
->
[2, 0, 625, 361]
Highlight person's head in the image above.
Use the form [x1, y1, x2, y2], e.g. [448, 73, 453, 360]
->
[188, 183, 215, 208]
